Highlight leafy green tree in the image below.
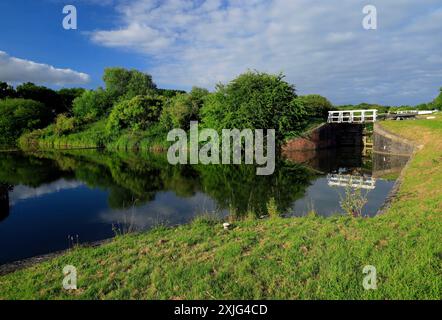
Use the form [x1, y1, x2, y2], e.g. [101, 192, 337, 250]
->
[103, 68, 157, 101]
[160, 87, 209, 130]
[432, 87, 442, 110]
[297, 94, 333, 119]
[58, 88, 85, 114]
[201, 71, 307, 141]
[0, 152, 65, 187]
[72, 89, 113, 121]
[15, 82, 62, 116]
[106, 95, 164, 135]
[0, 82, 15, 99]
[0, 98, 51, 145]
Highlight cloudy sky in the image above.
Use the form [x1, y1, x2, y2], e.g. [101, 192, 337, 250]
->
[0, 0, 441, 105]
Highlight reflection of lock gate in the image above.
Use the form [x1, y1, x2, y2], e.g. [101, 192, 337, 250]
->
[327, 174, 376, 190]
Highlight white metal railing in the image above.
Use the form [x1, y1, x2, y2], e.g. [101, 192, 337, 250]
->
[395, 110, 418, 115]
[394, 110, 436, 115]
[328, 110, 378, 124]
[327, 174, 376, 190]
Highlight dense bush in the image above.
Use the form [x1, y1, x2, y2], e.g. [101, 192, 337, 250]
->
[57, 88, 85, 114]
[160, 87, 209, 130]
[103, 68, 157, 101]
[0, 98, 51, 145]
[106, 95, 164, 135]
[297, 94, 333, 119]
[54, 114, 76, 136]
[201, 71, 307, 140]
[15, 82, 63, 117]
[72, 89, 113, 121]
[0, 82, 15, 99]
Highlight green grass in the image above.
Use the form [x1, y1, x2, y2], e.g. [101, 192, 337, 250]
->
[1, 116, 441, 300]
[19, 119, 108, 150]
[20, 120, 170, 152]
[105, 124, 171, 152]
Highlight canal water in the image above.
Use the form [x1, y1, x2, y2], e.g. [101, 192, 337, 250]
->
[0, 148, 409, 265]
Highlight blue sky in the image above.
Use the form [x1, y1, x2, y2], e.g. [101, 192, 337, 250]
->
[0, 0, 144, 89]
[1, 0, 441, 106]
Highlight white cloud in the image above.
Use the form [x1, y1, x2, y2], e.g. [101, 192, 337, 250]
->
[89, 0, 442, 105]
[0, 51, 90, 86]
[98, 191, 223, 231]
[9, 179, 84, 205]
[91, 23, 173, 53]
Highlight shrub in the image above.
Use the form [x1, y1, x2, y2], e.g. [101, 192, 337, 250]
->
[297, 94, 333, 119]
[72, 89, 112, 121]
[54, 114, 76, 136]
[106, 95, 164, 135]
[0, 98, 51, 145]
[339, 186, 368, 217]
[201, 71, 307, 141]
[160, 87, 209, 130]
[18, 129, 46, 150]
[266, 197, 279, 218]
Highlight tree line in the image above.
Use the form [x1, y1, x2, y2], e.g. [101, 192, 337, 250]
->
[336, 91, 442, 114]
[1, 67, 440, 148]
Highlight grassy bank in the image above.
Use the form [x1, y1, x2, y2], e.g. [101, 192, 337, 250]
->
[1, 116, 441, 300]
[18, 119, 170, 152]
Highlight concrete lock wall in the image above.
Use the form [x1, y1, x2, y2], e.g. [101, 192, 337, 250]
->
[372, 152, 411, 178]
[283, 122, 417, 155]
[373, 123, 416, 156]
[282, 123, 363, 152]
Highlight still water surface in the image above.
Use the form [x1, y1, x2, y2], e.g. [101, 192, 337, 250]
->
[0, 148, 409, 264]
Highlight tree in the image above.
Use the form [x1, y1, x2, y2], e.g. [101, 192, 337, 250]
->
[0, 98, 51, 145]
[103, 68, 157, 101]
[58, 88, 85, 114]
[432, 87, 442, 110]
[106, 95, 164, 135]
[15, 82, 62, 116]
[297, 94, 333, 119]
[201, 71, 307, 141]
[160, 87, 209, 130]
[0, 82, 15, 99]
[72, 89, 112, 121]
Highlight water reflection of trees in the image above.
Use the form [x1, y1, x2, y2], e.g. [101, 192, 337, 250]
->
[0, 152, 70, 187]
[0, 183, 11, 221]
[197, 162, 315, 216]
[0, 150, 317, 218]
